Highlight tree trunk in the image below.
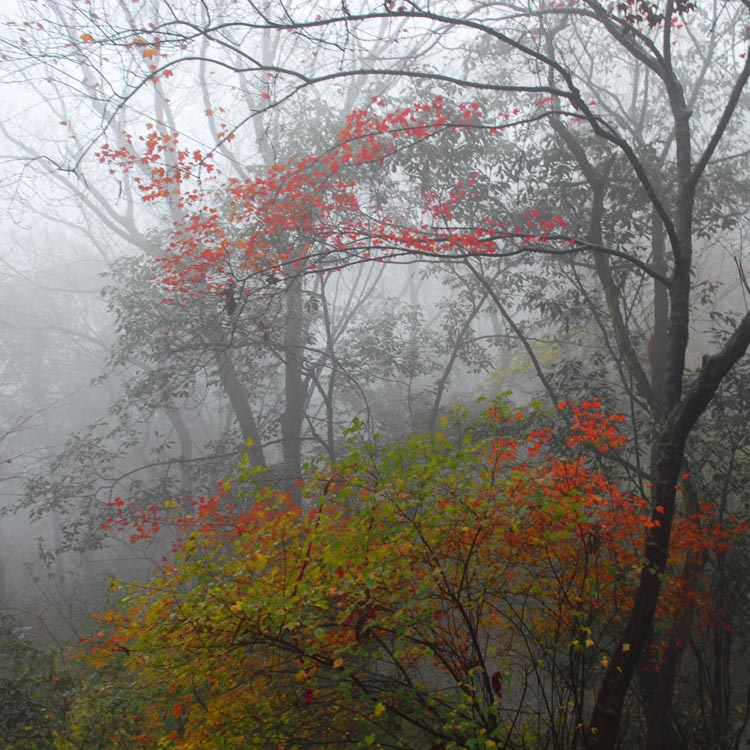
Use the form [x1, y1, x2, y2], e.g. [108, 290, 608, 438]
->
[650, 214, 669, 409]
[589, 310, 750, 747]
[638, 212, 692, 750]
[280, 276, 307, 495]
[215, 345, 266, 467]
[640, 476, 705, 750]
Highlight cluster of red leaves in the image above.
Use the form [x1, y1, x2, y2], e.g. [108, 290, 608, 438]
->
[561, 397, 630, 452]
[96, 127, 220, 202]
[96, 97, 570, 296]
[100, 486, 299, 552]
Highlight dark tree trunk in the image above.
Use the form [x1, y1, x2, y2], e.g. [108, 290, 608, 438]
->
[650, 214, 669, 410]
[589, 311, 750, 747]
[280, 276, 307, 494]
[215, 345, 266, 467]
[638, 213, 692, 750]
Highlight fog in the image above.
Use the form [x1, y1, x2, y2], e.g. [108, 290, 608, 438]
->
[0, 2, 749, 748]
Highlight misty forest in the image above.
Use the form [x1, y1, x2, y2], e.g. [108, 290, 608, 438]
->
[3, 1, 750, 749]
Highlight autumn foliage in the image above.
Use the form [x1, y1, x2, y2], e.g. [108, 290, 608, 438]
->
[65, 400, 743, 750]
[95, 97, 568, 298]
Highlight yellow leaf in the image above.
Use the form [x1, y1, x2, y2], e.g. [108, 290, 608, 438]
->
[333, 657, 344, 669]
[373, 702, 386, 717]
[621, 643, 631, 652]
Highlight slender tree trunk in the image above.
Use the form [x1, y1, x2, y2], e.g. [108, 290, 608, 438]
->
[215, 345, 266, 467]
[428, 296, 486, 431]
[638, 212, 690, 750]
[281, 276, 307, 493]
[640, 475, 705, 750]
[163, 404, 194, 498]
[157, 357, 195, 499]
[650, 214, 669, 409]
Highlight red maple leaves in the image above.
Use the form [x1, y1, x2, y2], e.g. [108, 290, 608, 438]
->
[97, 97, 570, 297]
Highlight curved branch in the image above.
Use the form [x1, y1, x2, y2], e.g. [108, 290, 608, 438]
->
[465, 260, 560, 408]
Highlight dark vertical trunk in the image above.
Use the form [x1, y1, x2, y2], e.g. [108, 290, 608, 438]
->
[215, 345, 266, 468]
[632, 88, 695, 747]
[650, 215, 669, 410]
[640, 477, 705, 750]
[589, 311, 750, 747]
[638, 212, 690, 750]
[280, 276, 307, 494]
[320, 281, 338, 461]
[588, 61, 701, 747]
